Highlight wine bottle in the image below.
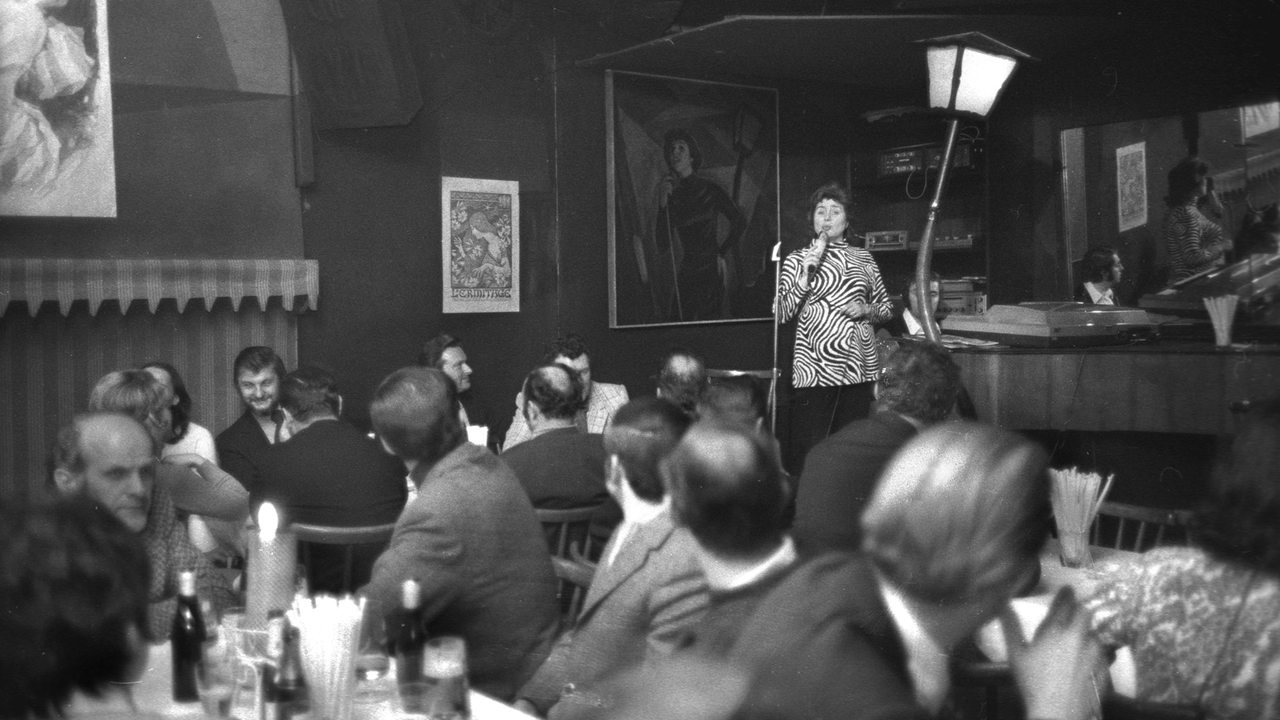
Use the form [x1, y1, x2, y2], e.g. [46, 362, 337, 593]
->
[277, 622, 311, 719]
[261, 611, 286, 720]
[171, 569, 206, 702]
[385, 578, 426, 708]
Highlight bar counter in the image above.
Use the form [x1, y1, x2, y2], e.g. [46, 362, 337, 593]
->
[951, 341, 1280, 435]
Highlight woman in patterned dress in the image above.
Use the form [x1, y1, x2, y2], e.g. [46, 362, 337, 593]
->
[1163, 157, 1233, 285]
[1082, 398, 1280, 719]
[777, 182, 891, 472]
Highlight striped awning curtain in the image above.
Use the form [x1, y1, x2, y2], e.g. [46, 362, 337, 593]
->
[0, 259, 319, 316]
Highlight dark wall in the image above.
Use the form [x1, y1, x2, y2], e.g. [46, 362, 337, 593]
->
[0, 95, 302, 259]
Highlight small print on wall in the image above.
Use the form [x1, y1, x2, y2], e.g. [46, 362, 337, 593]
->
[607, 71, 779, 328]
[1, 0, 117, 217]
[441, 176, 519, 313]
[1115, 141, 1147, 233]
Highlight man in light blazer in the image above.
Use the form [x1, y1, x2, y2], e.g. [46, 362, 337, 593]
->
[503, 333, 629, 450]
[516, 397, 708, 718]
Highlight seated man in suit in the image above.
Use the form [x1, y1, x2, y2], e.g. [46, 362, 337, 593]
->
[216, 346, 286, 489]
[501, 363, 619, 533]
[663, 419, 797, 659]
[517, 397, 707, 718]
[419, 333, 494, 447]
[656, 348, 708, 420]
[50, 412, 233, 640]
[725, 423, 1104, 720]
[504, 333, 629, 450]
[1076, 246, 1123, 305]
[361, 367, 559, 701]
[882, 273, 941, 338]
[792, 341, 961, 555]
[253, 366, 406, 593]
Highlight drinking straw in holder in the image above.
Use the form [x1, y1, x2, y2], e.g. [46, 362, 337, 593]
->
[1049, 467, 1115, 568]
[1203, 294, 1239, 348]
[290, 595, 365, 720]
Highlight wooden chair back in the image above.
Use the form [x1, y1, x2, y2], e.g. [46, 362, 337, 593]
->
[291, 522, 396, 594]
[1090, 501, 1196, 552]
[536, 504, 604, 561]
[550, 551, 596, 625]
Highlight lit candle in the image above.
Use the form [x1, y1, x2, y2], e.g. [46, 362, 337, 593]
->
[246, 502, 297, 628]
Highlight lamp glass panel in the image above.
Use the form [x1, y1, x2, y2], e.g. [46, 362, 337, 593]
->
[926, 45, 959, 109]
[955, 49, 1017, 116]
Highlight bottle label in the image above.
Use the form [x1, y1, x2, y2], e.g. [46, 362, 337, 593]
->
[266, 616, 285, 659]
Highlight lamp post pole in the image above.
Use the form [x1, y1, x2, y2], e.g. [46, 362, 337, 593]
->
[913, 117, 960, 344]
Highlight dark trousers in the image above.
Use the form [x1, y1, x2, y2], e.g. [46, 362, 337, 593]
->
[786, 382, 875, 475]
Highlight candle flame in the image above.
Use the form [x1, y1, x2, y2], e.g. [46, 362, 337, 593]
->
[258, 502, 279, 542]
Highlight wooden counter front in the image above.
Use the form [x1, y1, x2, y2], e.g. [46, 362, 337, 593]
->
[951, 343, 1280, 435]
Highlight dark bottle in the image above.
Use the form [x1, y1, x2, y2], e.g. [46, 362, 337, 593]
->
[261, 611, 286, 720]
[171, 570, 206, 702]
[385, 579, 426, 702]
[276, 623, 311, 719]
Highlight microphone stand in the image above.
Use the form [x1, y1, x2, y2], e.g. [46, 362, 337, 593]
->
[769, 241, 782, 433]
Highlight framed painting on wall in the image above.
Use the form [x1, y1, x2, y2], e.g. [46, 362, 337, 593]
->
[1, 0, 117, 217]
[1115, 141, 1147, 233]
[607, 71, 779, 328]
[441, 176, 519, 313]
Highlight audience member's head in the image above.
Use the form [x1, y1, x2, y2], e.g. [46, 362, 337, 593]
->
[906, 272, 941, 316]
[1197, 398, 1280, 576]
[232, 346, 285, 419]
[87, 369, 172, 445]
[371, 367, 465, 473]
[50, 413, 157, 534]
[279, 365, 342, 427]
[657, 348, 707, 419]
[1080, 246, 1123, 287]
[0, 497, 152, 718]
[862, 422, 1049, 611]
[545, 333, 595, 398]
[697, 375, 767, 431]
[603, 397, 692, 504]
[419, 334, 472, 393]
[664, 420, 789, 560]
[1165, 157, 1212, 207]
[521, 363, 585, 426]
[875, 342, 962, 424]
[141, 361, 192, 444]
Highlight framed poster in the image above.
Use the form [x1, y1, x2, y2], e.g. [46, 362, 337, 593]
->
[1115, 141, 1147, 233]
[607, 71, 779, 328]
[1, 0, 117, 217]
[441, 176, 519, 313]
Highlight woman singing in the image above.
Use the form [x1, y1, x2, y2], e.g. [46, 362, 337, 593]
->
[778, 182, 891, 471]
[1164, 157, 1232, 285]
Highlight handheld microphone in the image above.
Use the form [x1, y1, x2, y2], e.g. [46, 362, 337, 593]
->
[804, 230, 829, 277]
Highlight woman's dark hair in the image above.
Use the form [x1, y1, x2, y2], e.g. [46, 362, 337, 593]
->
[1196, 398, 1280, 575]
[0, 497, 151, 718]
[142, 360, 191, 443]
[663, 128, 701, 171]
[807, 182, 853, 238]
[1165, 157, 1211, 208]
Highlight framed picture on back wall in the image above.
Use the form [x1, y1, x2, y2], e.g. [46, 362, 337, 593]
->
[441, 176, 520, 313]
[607, 71, 780, 328]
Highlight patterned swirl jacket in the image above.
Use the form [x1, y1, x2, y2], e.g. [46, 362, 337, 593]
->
[778, 238, 892, 388]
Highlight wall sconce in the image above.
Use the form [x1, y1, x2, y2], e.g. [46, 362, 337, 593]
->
[912, 32, 1031, 342]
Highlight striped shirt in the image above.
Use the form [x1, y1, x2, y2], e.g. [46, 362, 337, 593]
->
[778, 240, 891, 388]
[1164, 204, 1229, 283]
